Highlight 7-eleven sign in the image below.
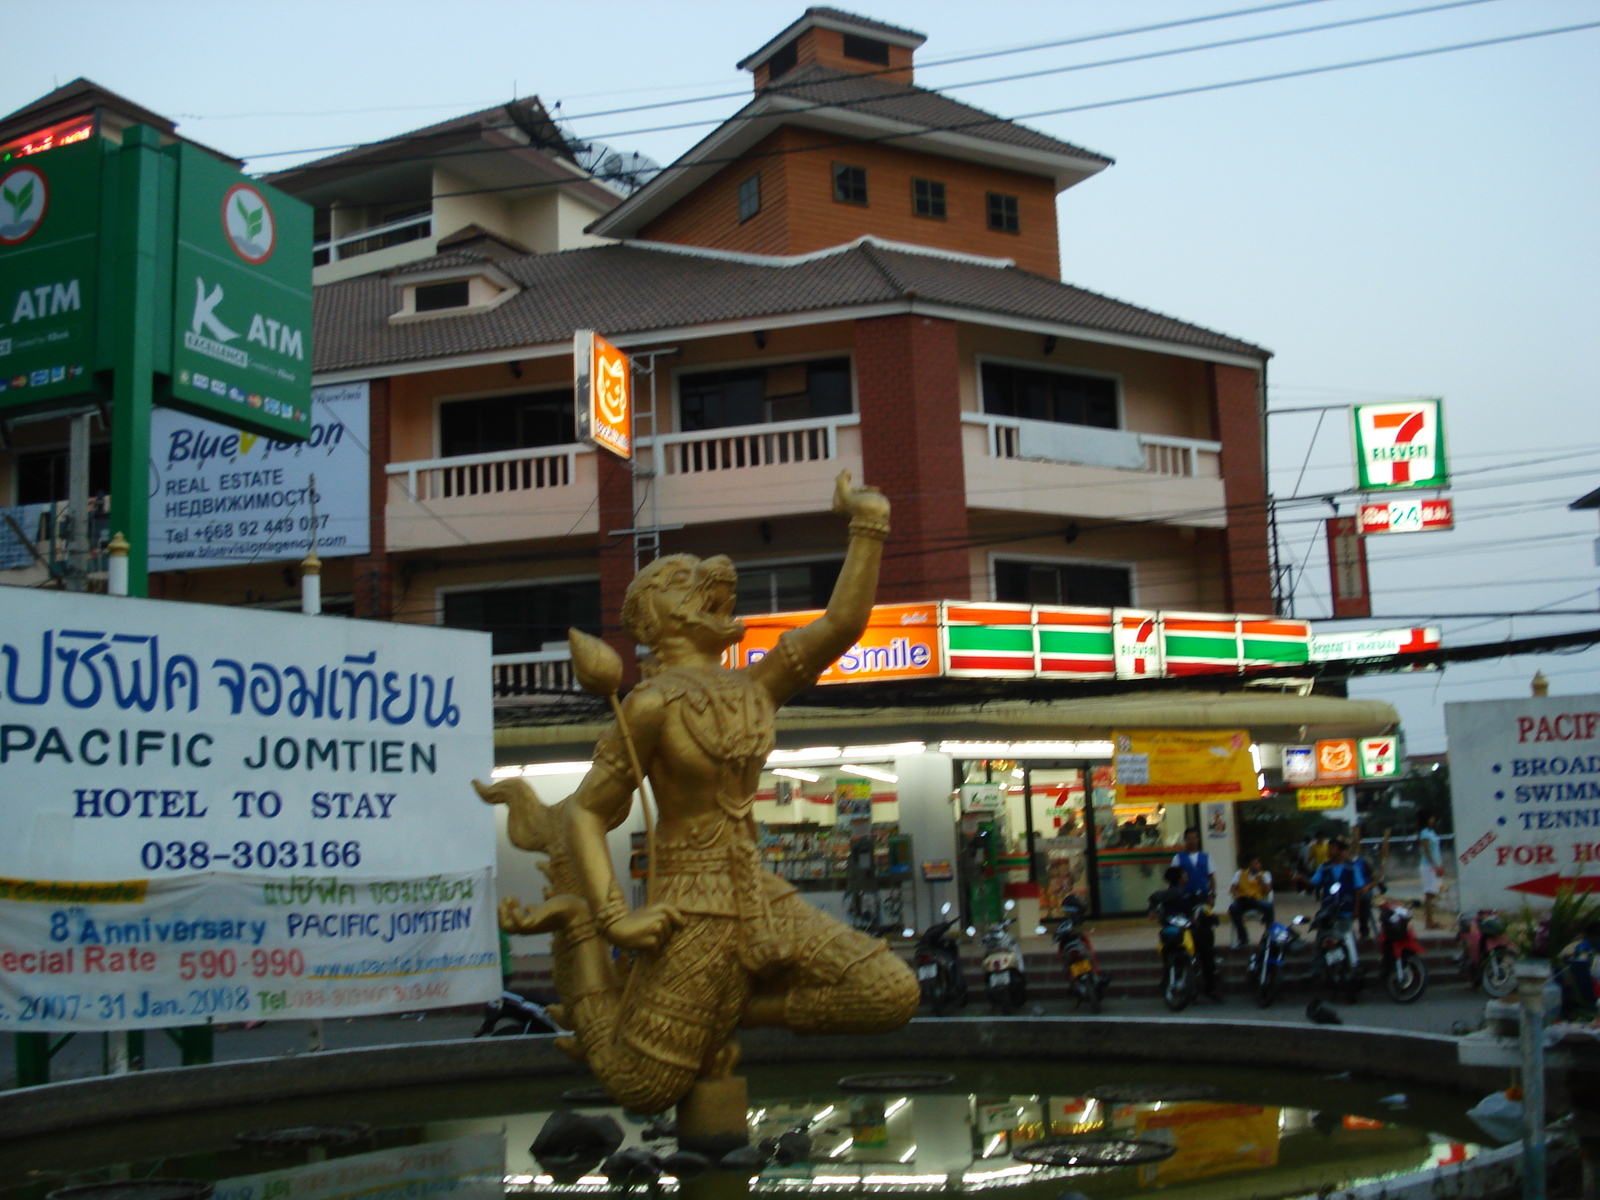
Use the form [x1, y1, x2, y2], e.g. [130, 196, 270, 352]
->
[1113, 609, 1164, 679]
[1352, 399, 1447, 491]
[1359, 736, 1400, 779]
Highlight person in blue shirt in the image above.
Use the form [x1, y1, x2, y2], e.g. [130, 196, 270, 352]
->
[1304, 838, 1373, 973]
[1168, 828, 1221, 1000]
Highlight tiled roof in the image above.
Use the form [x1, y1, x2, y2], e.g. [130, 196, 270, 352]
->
[767, 63, 1111, 164]
[804, 7, 925, 41]
[313, 239, 1266, 374]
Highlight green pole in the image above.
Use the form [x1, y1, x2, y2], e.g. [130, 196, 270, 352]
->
[108, 125, 163, 599]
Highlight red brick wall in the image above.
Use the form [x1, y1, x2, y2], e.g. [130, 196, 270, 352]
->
[639, 127, 1060, 277]
[596, 448, 639, 691]
[753, 27, 915, 90]
[855, 314, 969, 603]
[352, 377, 392, 620]
[1207, 363, 1275, 614]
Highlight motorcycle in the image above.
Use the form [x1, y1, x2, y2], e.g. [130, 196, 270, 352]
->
[1308, 883, 1364, 1003]
[980, 902, 1027, 1014]
[1052, 894, 1109, 1013]
[1457, 910, 1518, 998]
[1377, 898, 1428, 1003]
[473, 990, 556, 1037]
[1247, 918, 1299, 1008]
[914, 902, 968, 1016]
[1158, 902, 1202, 1012]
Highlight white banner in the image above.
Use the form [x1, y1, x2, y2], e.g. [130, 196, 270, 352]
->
[0, 588, 494, 880]
[0, 869, 497, 1031]
[1446, 693, 1600, 913]
[149, 382, 370, 571]
[213, 1132, 505, 1200]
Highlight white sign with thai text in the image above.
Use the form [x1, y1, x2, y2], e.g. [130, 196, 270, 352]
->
[1446, 694, 1600, 913]
[149, 382, 369, 571]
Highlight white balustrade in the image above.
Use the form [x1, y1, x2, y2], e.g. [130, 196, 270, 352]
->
[960, 414, 1221, 478]
[388, 444, 582, 502]
[491, 648, 577, 699]
[656, 415, 855, 476]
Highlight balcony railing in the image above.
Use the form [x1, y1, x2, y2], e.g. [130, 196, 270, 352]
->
[656, 415, 856, 476]
[313, 212, 432, 266]
[492, 648, 576, 700]
[388, 443, 582, 502]
[963, 414, 1221, 478]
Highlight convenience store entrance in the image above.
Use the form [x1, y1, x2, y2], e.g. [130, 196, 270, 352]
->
[959, 758, 1193, 921]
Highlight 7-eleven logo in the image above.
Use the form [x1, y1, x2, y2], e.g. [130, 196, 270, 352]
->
[1114, 610, 1164, 679]
[1353, 399, 1447, 490]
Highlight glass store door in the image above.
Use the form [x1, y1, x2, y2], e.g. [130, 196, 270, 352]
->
[1026, 764, 1091, 921]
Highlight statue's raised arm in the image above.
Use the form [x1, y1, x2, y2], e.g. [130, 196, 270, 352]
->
[749, 470, 889, 705]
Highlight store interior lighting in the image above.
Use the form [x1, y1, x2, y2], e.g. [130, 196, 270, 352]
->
[838, 764, 898, 783]
[772, 768, 822, 783]
[520, 761, 594, 777]
[938, 740, 1114, 758]
[769, 747, 842, 763]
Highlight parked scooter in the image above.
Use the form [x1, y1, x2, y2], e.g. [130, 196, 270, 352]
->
[1307, 883, 1364, 1002]
[914, 902, 968, 1016]
[1247, 918, 1300, 1008]
[1158, 901, 1203, 1012]
[474, 991, 556, 1037]
[1052, 894, 1109, 1013]
[1457, 910, 1518, 998]
[980, 901, 1027, 1014]
[1377, 898, 1428, 1003]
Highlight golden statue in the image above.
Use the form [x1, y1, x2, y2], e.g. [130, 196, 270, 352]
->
[476, 471, 919, 1131]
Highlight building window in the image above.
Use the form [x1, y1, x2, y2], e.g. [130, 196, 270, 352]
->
[735, 560, 844, 616]
[415, 280, 471, 312]
[738, 173, 762, 223]
[14, 443, 111, 505]
[994, 560, 1131, 609]
[679, 357, 851, 431]
[986, 191, 1020, 234]
[442, 579, 600, 657]
[980, 362, 1118, 430]
[438, 388, 576, 457]
[911, 178, 946, 219]
[833, 163, 868, 206]
[842, 34, 891, 66]
[766, 41, 798, 82]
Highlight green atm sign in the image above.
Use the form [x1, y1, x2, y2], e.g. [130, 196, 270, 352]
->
[168, 145, 311, 438]
[0, 139, 104, 410]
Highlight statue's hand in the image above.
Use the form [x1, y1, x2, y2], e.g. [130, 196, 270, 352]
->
[832, 469, 890, 524]
[605, 903, 683, 953]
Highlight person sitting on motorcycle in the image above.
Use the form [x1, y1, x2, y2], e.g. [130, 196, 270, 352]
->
[1303, 838, 1373, 968]
[1228, 854, 1275, 949]
[1155, 850, 1222, 1002]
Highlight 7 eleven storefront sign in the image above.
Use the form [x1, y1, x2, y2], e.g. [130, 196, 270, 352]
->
[1352, 399, 1448, 491]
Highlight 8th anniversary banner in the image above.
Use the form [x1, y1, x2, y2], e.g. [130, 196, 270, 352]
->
[0, 867, 497, 1030]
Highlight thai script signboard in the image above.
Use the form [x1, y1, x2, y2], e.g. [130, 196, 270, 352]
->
[149, 382, 370, 570]
[1448, 693, 1600, 912]
[573, 329, 631, 459]
[1309, 626, 1440, 661]
[1113, 729, 1260, 804]
[0, 588, 498, 1030]
[1358, 497, 1454, 535]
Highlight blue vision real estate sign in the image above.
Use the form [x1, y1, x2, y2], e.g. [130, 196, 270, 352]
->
[167, 145, 313, 441]
[0, 139, 106, 413]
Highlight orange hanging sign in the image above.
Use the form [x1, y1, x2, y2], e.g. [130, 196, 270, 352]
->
[574, 329, 631, 459]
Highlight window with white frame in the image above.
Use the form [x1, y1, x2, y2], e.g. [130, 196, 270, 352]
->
[735, 559, 843, 616]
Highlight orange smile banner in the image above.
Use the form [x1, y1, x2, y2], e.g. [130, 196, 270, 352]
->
[726, 603, 941, 684]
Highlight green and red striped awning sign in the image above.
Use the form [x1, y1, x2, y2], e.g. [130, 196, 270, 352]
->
[939, 603, 1310, 682]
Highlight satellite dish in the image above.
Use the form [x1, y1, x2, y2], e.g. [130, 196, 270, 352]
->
[596, 149, 661, 195]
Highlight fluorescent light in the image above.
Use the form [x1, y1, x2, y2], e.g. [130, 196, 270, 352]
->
[830, 1138, 854, 1158]
[839, 764, 898, 783]
[898, 1145, 917, 1163]
[812, 1104, 836, 1124]
[1011, 767, 1024, 779]
[769, 746, 841, 763]
[938, 741, 1010, 757]
[884, 1097, 909, 1119]
[939, 740, 1115, 758]
[772, 768, 821, 782]
[518, 760, 593, 777]
[490, 766, 521, 779]
[842, 742, 925, 758]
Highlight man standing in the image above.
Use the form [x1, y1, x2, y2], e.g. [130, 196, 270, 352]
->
[1171, 828, 1221, 1000]
[1228, 854, 1275, 949]
[1419, 813, 1445, 930]
[1306, 838, 1374, 974]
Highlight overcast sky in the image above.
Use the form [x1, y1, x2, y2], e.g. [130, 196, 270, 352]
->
[7, 0, 1598, 752]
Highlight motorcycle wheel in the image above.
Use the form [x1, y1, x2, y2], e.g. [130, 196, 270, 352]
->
[1386, 952, 1428, 1003]
[1163, 959, 1195, 1012]
[1481, 947, 1518, 998]
[1256, 962, 1281, 1008]
[928, 983, 949, 1017]
[991, 988, 1015, 1016]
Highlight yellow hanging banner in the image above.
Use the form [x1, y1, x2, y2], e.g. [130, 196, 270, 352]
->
[1297, 786, 1347, 811]
[1112, 729, 1260, 804]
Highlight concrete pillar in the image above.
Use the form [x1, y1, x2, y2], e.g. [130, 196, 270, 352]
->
[596, 450, 639, 691]
[1207, 363, 1274, 614]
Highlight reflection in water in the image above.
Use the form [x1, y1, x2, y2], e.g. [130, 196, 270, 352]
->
[10, 1079, 1482, 1200]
